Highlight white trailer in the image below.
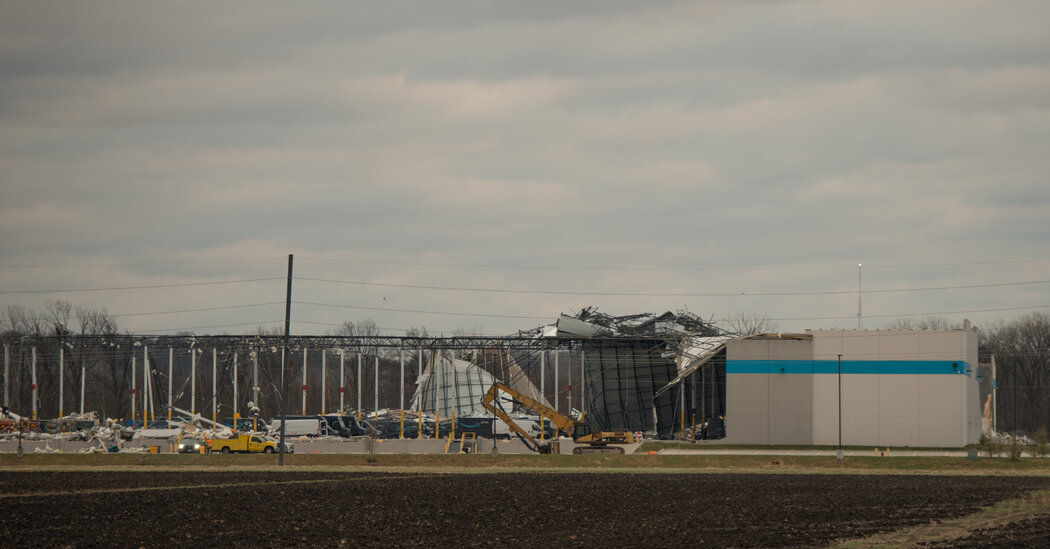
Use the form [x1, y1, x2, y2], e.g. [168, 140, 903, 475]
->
[268, 418, 324, 437]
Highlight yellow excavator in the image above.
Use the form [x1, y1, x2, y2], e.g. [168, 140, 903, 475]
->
[481, 382, 634, 454]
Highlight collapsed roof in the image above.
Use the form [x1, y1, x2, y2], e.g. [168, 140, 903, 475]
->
[526, 306, 728, 339]
[526, 308, 742, 410]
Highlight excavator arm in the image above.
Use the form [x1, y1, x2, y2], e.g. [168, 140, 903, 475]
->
[481, 382, 575, 452]
[481, 382, 633, 455]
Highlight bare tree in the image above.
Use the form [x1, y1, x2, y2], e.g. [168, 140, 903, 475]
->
[334, 319, 388, 357]
[253, 325, 282, 337]
[982, 312, 1050, 435]
[332, 319, 380, 338]
[724, 311, 778, 336]
[404, 326, 429, 339]
[884, 316, 961, 331]
[1, 301, 121, 419]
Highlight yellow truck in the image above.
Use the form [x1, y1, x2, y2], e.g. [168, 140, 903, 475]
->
[208, 434, 279, 454]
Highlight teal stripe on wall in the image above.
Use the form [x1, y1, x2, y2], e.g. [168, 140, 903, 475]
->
[727, 360, 970, 376]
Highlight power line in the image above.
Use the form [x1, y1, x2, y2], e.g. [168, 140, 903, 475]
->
[0, 277, 284, 295]
[127, 320, 285, 334]
[0, 258, 283, 269]
[298, 256, 1050, 272]
[865, 260, 1050, 269]
[2, 255, 1046, 272]
[297, 276, 1050, 298]
[764, 304, 1050, 322]
[294, 301, 550, 320]
[293, 319, 512, 337]
[295, 300, 1050, 324]
[3, 302, 284, 322]
[113, 302, 283, 318]
[5, 298, 1047, 336]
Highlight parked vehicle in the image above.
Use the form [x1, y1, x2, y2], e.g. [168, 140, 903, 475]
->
[209, 434, 279, 454]
[370, 419, 423, 439]
[372, 418, 432, 439]
[268, 415, 375, 438]
[177, 438, 204, 453]
[321, 414, 376, 437]
[453, 417, 494, 438]
[268, 418, 325, 437]
[264, 435, 294, 454]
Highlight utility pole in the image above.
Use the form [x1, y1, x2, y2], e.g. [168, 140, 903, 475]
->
[278, 253, 292, 466]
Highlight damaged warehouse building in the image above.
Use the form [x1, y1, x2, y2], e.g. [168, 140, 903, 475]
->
[506, 309, 980, 447]
[1, 309, 981, 449]
[403, 309, 729, 440]
[526, 309, 730, 440]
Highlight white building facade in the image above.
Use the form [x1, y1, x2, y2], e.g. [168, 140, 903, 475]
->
[726, 329, 980, 447]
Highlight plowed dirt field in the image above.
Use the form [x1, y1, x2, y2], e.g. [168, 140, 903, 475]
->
[1, 472, 1048, 547]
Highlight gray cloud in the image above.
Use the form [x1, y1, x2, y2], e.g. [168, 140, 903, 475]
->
[2, 1, 1049, 335]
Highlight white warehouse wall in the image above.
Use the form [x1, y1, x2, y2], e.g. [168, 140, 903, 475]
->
[726, 330, 980, 447]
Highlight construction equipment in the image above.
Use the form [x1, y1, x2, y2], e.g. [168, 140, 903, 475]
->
[481, 382, 634, 454]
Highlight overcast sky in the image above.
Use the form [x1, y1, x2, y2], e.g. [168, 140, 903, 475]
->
[2, 1, 1049, 337]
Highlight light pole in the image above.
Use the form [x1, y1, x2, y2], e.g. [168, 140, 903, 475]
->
[837, 353, 843, 460]
[857, 264, 863, 329]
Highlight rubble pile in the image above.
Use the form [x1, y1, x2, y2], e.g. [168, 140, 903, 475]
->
[521, 306, 727, 339]
[570, 306, 725, 337]
[0, 409, 246, 453]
